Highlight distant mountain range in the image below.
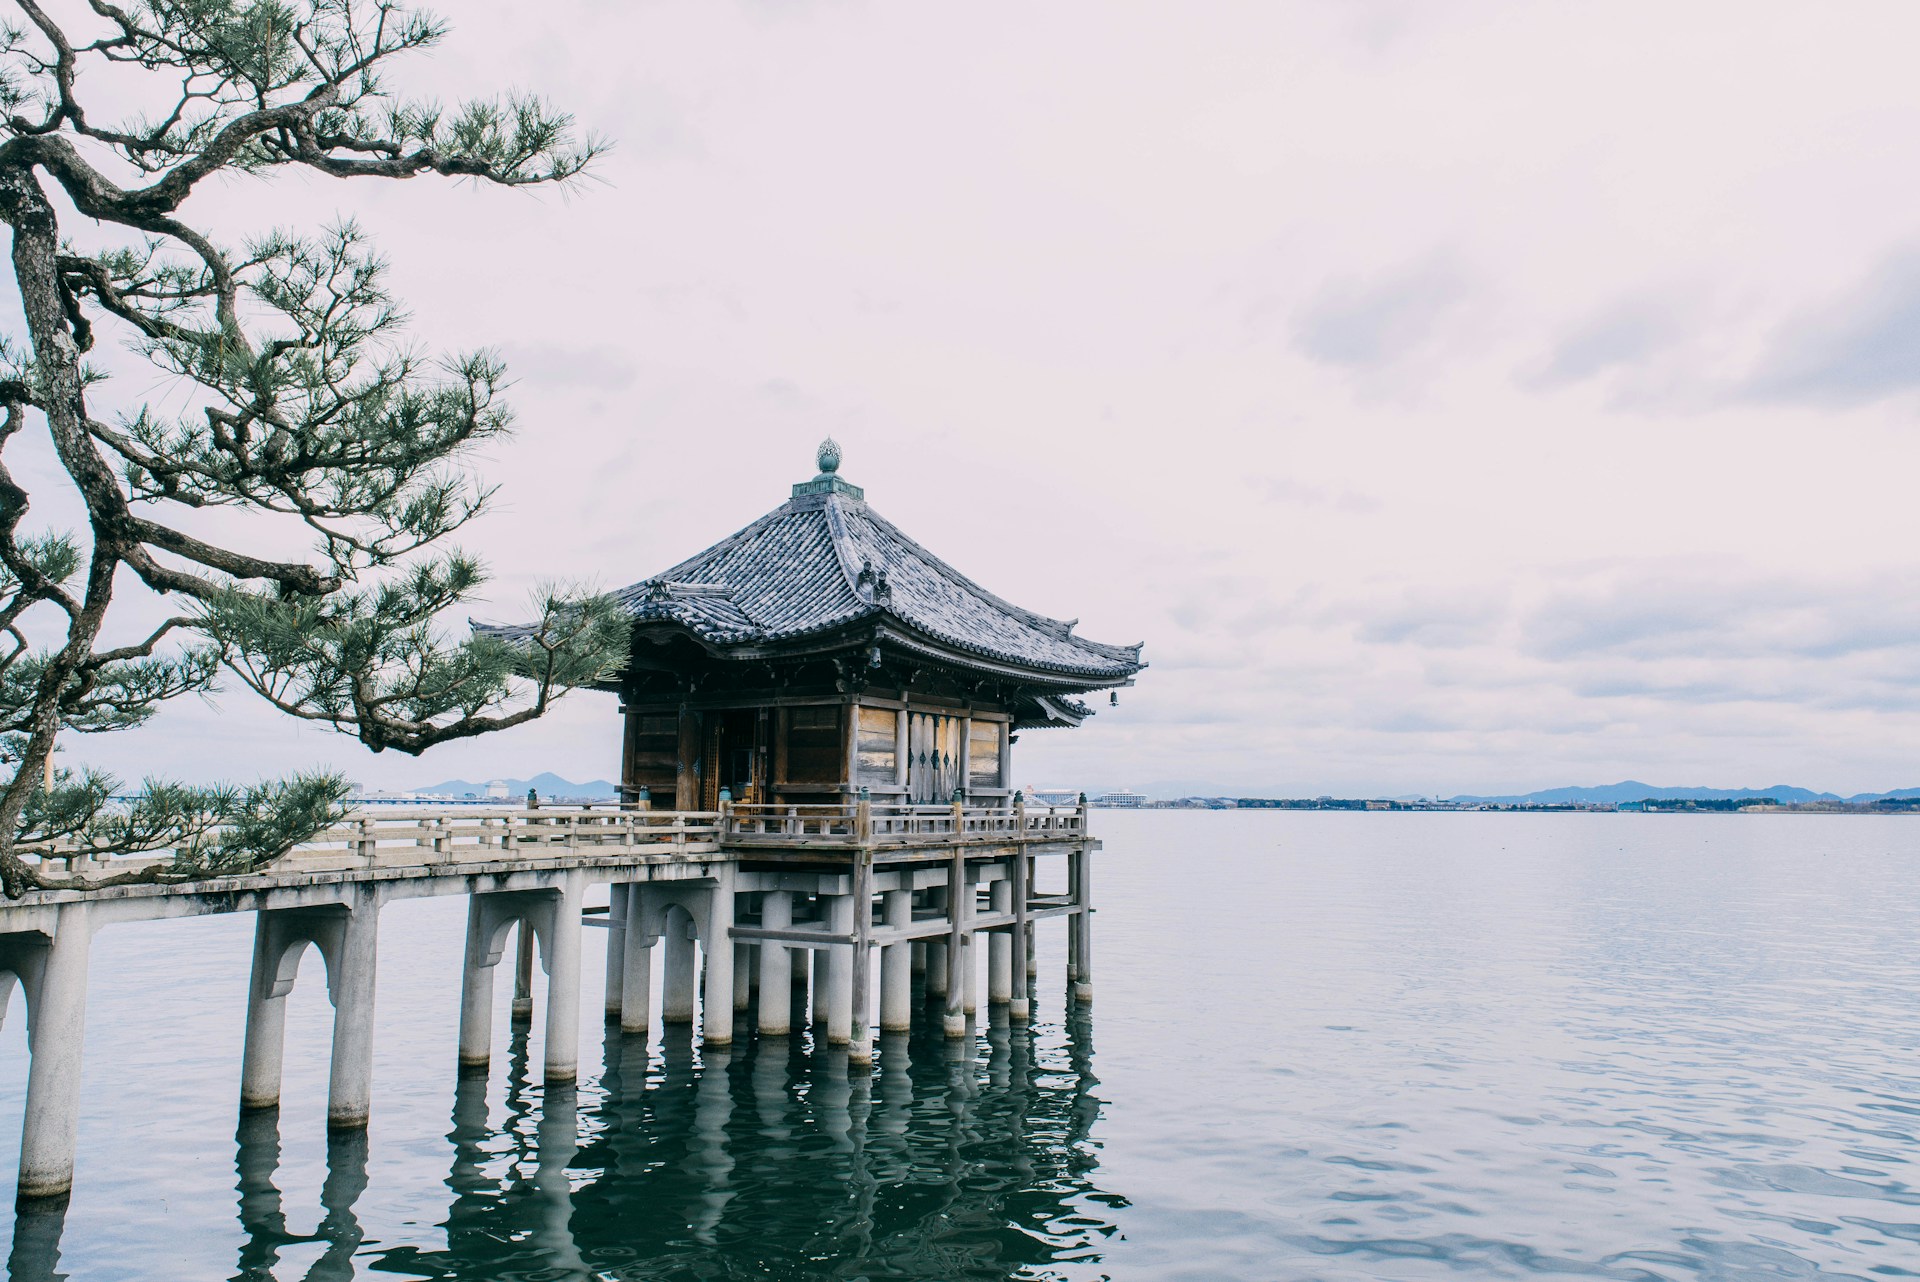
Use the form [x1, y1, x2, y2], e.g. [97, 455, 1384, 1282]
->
[411, 773, 618, 799]
[1445, 781, 1920, 806]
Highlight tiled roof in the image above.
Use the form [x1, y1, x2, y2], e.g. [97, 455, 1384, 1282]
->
[592, 487, 1145, 683]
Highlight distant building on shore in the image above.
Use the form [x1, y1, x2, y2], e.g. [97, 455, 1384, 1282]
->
[1090, 790, 1147, 809]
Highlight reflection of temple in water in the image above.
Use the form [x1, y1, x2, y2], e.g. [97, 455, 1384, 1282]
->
[6, 1013, 1114, 1282]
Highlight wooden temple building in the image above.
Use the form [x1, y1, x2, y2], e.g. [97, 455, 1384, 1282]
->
[593, 439, 1145, 812]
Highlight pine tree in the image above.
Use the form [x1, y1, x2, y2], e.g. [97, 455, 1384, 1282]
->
[0, 1, 627, 895]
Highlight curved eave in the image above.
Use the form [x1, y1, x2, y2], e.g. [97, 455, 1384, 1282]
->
[611, 605, 1141, 689]
[869, 622, 1141, 689]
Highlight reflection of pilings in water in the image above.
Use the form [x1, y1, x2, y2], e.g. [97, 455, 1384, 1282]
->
[753, 1036, 797, 1144]
[228, 1111, 369, 1282]
[687, 1047, 735, 1241]
[814, 1046, 853, 1154]
[233, 1110, 290, 1280]
[364, 1008, 1117, 1280]
[308, 1130, 370, 1282]
[4, 1196, 67, 1282]
[867, 1032, 915, 1189]
[532, 1086, 591, 1280]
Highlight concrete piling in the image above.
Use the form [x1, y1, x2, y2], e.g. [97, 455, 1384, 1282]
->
[826, 895, 853, 1046]
[758, 891, 793, 1037]
[620, 889, 653, 1035]
[989, 879, 1012, 1007]
[455, 898, 496, 1072]
[604, 885, 629, 1022]
[16, 905, 93, 1203]
[663, 910, 697, 1024]
[700, 876, 736, 1048]
[541, 875, 585, 1083]
[879, 890, 912, 1033]
[324, 897, 380, 1131]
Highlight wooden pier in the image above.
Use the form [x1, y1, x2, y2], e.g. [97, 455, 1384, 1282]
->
[0, 797, 1095, 1204]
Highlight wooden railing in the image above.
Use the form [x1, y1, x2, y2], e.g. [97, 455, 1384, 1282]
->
[16, 806, 724, 879]
[720, 802, 1087, 844]
[12, 797, 1090, 883]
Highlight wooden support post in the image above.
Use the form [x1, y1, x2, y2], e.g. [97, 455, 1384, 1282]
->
[1072, 847, 1093, 1004]
[944, 848, 966, 1038]
[512, 923, 535, 1024]
[1010, 848, 1031, 1023]
[989, 875, 1012, 1006]
[1067, 847, 1083, 985]
[849, 849, 874, 1065]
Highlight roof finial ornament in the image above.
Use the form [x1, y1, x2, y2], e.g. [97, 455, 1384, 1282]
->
[791, 437, 864, 500]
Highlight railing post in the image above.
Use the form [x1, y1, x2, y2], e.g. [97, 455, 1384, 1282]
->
[356, 816, 375, 866]
[951, 789, 964, 839]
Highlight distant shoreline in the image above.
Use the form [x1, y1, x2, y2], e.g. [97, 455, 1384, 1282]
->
[1095, 798, 1920, 815]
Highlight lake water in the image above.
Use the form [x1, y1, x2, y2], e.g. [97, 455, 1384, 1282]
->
[2, 812, 1919, 1280]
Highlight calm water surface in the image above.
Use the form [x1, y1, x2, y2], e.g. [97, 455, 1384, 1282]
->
[2, 812, 1918, 1280]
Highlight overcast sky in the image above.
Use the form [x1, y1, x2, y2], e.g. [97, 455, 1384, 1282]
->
[38, 1, 1920, 798]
